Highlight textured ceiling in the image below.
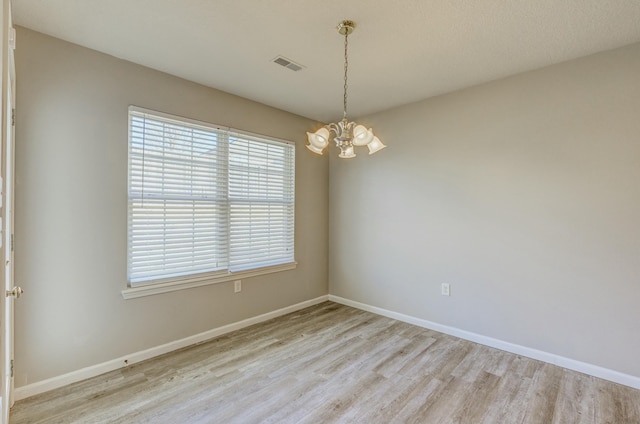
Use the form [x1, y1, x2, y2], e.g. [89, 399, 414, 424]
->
[12, 0, 640, 123]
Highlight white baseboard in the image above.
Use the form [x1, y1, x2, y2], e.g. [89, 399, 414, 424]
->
[328, 295, 640, 390]
[14, 295, 329, 401]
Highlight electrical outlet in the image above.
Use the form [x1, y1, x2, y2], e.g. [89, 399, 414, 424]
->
[234, 280, 242, 293]
[441, 283, 450, 296]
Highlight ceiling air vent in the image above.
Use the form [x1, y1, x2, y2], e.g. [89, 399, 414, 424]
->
[272, 56, 304, 72]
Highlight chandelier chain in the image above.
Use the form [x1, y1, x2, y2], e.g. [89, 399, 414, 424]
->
[343, 29, 349, 120]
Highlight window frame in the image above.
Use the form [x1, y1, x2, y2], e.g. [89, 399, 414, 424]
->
[124, 106, 296, 299]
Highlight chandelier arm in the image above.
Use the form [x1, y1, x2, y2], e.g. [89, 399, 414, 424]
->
[327, 122, 340, 135]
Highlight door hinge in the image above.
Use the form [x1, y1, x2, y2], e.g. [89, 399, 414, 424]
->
[11, 108, 15, 127]
[10, 359, 14, 378]
[11, 234, 14, 252]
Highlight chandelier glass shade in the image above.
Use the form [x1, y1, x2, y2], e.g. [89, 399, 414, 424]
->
[307, 20, 386, 159]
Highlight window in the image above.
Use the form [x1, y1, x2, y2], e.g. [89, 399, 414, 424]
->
[127, 107, 295, 289]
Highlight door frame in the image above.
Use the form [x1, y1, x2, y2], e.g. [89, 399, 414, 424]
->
[1, 0, 14, 421]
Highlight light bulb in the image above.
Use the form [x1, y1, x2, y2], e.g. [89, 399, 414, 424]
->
[306, 127, 330, 154]
[339, 145, 356, 159]
[352, 125, 374, 146]
[367, 136, 387, 155]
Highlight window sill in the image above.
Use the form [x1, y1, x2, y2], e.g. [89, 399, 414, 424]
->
[121, 262, 297, 299]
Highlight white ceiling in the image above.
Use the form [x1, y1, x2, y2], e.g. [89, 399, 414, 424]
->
[12, 0, 640, 123]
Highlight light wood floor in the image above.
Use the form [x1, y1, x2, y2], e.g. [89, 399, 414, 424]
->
[10, 302, 640, 423]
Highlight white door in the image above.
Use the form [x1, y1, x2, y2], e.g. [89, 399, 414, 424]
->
[1, 0, 16, 421]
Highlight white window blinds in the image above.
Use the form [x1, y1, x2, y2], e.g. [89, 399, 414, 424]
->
[228, 132, 295, 271]
[127, 107, 295, 286]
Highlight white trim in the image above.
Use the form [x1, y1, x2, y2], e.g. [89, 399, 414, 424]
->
[128, 105, 295, 146]
[328, 295, 640, 390]
[14, 295, 329, 401]
[129, 105, 229, 133]
[122, 262, 297, 299]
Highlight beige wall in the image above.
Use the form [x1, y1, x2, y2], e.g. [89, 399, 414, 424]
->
[330, 42, 640, 378]
[14, 22, 640, 389]
[14, 27, 329, 386]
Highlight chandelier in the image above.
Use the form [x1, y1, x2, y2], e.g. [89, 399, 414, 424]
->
[307, 20, 386, 159]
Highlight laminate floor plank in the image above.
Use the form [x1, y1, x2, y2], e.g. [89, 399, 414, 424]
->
[480, 369, 531, 423]
[358, 373, 436, 423]
[10, 302, 640, 423]
[373, 335, 438, 378]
